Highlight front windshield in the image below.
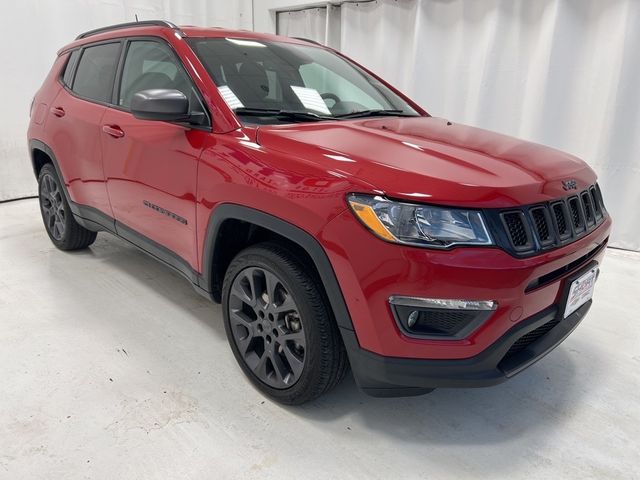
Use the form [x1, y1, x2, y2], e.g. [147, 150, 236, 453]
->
[187, 37, 420, 123]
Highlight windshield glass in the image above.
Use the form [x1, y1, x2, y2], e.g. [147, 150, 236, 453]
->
[187, 37, 420, 124]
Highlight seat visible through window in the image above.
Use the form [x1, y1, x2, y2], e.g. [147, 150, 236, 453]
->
[118, 41, 194, 109]
[225, 61, 271, 107]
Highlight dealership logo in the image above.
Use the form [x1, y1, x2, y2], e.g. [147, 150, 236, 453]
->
[562, 179, 578, 191]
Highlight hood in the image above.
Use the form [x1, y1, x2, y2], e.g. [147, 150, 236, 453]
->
[255, 116, 596, 208]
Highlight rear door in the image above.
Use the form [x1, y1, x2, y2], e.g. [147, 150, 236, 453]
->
[100, 38, 209, 270]
[47, 41, 122, 217]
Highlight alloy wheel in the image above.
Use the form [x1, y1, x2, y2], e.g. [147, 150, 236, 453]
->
[40, 173, 66, 241]
[228, 266, 306, 389]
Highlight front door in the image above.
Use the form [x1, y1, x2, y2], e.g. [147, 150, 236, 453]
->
[101, 39, 209, 270]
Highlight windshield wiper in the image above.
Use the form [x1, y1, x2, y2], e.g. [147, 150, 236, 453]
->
[233, 108, 332, 122]
[333, 109, 416, 119]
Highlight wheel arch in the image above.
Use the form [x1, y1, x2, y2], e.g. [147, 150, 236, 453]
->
[29, 139, 56, 177]
[201, 204, 355, 333]
[28, 139, 75, 206]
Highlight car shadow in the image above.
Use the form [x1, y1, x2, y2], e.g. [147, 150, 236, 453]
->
[285, 349, 583, 443]
[63, 233, 227, 339]
[67, 232, 604, 459]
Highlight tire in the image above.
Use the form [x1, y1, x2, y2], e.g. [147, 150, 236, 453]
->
[38, 163, 97, 251]
[222, 242, 348, 405]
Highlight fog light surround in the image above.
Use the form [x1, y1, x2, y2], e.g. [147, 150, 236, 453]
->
[389, 296, 498, 339]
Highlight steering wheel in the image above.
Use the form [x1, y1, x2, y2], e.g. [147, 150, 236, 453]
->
[320, 93, 341, 107]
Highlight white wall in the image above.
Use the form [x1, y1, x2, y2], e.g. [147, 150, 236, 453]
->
[276, 5, 341, 48]
[0, 0, 251, 202]
[255, 0, 640, 251]
[5, 0, 637, 250]
[255, 0, 315, 34]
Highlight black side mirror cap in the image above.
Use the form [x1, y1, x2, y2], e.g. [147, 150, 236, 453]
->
[131, 89, 190, 122]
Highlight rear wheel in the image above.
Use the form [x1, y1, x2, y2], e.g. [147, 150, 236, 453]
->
[222, 243, 348, 405]
[38, 163, 97, 250]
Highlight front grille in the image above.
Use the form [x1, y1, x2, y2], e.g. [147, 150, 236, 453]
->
[489, 183, 607, 257]
[552, 202, 570, 239]
[568, 197, 583, 230]
[531, 207, 552, 245]
[501, 212, 530, 248]
[581, 191, 594, 225]
[525, 240, 607, 292]
[501, 317, 560, 359]
[590, 186, 602, 219]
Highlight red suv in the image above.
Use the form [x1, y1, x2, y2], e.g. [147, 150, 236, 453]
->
[28, 21, 611, 404]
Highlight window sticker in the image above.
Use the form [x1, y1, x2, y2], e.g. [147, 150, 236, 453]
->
[290, 86, 331, 115]
[218, 85, 244, 109]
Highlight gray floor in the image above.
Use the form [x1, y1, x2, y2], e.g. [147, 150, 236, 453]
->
[1, 198, 639, 480]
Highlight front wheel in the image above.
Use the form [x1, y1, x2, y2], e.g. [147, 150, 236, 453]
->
[38, 163, 97, 250]
[222, 243, 348, 405]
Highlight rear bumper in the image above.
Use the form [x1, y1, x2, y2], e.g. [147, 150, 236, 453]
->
[343, 300, 591, 397]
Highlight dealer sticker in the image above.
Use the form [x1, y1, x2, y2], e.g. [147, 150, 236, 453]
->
[564, 267, 598, 318]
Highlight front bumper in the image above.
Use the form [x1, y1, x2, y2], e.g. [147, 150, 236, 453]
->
[343, 299, 591, 397]
[321, 210, 611, 359]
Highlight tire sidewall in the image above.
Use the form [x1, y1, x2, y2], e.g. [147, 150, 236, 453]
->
[38, 164, 71, 249]
[222, 246, 328, 404]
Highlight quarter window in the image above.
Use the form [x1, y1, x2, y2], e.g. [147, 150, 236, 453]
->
[72, 42, 121, 103]
[62, 50, 80, 87]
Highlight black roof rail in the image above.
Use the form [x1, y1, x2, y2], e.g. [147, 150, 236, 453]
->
[292, 36, 324, 46]
[76, 20, 182, 40]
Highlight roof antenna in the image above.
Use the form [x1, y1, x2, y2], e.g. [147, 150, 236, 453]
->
[135, 14, 139, 22]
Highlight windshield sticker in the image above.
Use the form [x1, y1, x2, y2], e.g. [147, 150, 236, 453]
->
[290, 86, 331, 115]
[218, 85, 244, 109]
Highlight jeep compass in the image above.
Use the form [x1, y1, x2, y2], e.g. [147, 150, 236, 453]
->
[27, 21, 611, 404]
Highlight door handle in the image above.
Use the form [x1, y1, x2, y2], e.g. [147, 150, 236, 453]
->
[102, 125, 125, 139]
[50, 106, 65, 118]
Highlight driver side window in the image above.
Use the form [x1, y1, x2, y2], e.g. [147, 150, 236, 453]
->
[118, 40, 205, 118]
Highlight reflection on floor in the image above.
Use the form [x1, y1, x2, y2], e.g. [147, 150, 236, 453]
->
[1, 199, 639, 479]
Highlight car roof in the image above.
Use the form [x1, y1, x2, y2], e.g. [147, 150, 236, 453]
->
[59, 21, 321, 54]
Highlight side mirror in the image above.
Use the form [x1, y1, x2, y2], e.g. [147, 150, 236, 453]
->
[131, 89, 190, 122]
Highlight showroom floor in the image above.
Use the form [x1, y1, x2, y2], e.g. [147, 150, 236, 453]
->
[1, 198, 639, 479]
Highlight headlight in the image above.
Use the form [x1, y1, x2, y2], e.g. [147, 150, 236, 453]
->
[347, 194, 493, 248]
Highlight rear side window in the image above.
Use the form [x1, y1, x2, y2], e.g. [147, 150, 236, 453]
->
[62, 50, 80, 87]
[72, 42, 121, 103]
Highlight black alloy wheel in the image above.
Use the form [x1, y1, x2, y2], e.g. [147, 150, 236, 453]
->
[222, 243, 348, 404]
[37, 163, 97, 250]
[228, 266, 306, 388]
[39, 171, 66, 241]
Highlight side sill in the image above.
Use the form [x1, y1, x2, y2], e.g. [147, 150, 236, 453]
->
[29, 138, 213, 302]
[71, 204, 213, 301]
